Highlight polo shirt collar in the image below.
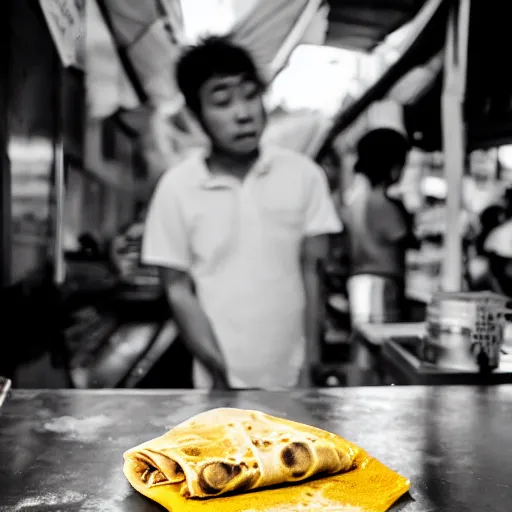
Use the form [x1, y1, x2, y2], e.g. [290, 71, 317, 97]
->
[199, 146, 274, 189]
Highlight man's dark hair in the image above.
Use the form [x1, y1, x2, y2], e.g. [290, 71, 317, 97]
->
[175, 35, 266, 116]
[354, 128, 410, 186]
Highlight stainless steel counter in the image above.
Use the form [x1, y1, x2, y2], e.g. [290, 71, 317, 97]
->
[1, 387, 512, 511]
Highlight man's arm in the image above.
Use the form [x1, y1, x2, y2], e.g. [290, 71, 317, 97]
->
[141, 171, 229, 388]
[300, 235, 329, 385]
[160, 267, 230, 389]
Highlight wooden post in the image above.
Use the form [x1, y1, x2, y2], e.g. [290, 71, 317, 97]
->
[441, 0, 471, 292]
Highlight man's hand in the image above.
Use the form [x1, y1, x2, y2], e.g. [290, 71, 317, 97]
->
[161, 267, 229, 387]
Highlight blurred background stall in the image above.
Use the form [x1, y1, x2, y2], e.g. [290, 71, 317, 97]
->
[4, 0, 512, 389]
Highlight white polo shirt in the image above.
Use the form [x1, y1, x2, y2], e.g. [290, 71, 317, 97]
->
[142, 145, 342, 389]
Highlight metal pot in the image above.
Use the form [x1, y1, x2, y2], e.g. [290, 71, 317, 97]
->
[425, 291, 510, 372]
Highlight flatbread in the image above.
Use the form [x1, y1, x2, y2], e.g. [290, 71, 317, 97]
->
[123, 408, 410, 511]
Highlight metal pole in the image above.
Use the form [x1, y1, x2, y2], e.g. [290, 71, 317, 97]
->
[0, 0, 11, 288]
[441, 0, 471, 292]
[53, 62, 66, 286]
[54, 138, 66, 285]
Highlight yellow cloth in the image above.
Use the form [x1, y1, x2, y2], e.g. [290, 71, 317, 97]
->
[123, 408, 410, 511]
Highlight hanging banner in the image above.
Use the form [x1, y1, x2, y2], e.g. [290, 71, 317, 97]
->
[39, 0, 84, 69]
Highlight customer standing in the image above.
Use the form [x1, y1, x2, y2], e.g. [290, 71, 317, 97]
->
[141, 36, 342, 389]
[342, 103, 417, 326]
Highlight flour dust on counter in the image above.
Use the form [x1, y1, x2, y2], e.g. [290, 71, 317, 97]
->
[8, 491, 86, 511]
[42, 414, 114, 442]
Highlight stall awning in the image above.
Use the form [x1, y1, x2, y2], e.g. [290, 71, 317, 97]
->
[94, 0, 184, 110]
[410, 0, 512, 152]
[318, 0, 449, 156]
[326, 0, 430, 51]
[88, 0, 324, 119]
[323, 0, 512, 155]
[230, 0, 327, 82]
[89, 0, 427, 125]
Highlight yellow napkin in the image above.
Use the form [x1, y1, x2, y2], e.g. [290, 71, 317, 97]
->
[123, 408, 410, 512]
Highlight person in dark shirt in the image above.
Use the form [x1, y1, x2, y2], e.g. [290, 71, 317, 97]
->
[473, 187, 512, 296]
[342, 128, 417, 326]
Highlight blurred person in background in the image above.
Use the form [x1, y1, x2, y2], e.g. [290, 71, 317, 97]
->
[470, 186, 512, 296]
[342, 127, 418, 327]
[141, 36, 341, 390]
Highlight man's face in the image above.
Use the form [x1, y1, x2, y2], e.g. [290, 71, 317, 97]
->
[198, 74, 266, 156]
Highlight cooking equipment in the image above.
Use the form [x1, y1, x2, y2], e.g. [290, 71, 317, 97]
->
[425, 291, 510, 371]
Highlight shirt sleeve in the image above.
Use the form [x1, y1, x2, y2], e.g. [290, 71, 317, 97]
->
[303, 161, 343, 237]
[141, 176, 191, 270]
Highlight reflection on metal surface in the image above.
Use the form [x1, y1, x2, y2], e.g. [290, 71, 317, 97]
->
[9, 137, 55, 283]
[0, 377, 12, 408]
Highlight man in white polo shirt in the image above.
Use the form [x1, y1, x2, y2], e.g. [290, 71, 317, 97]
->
[142, 36, 342, 389]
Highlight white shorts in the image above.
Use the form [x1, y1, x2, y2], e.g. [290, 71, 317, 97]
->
[347, 274, 403, 327]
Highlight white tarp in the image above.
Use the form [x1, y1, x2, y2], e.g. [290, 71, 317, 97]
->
[86, 0, 325, 117]
[231, 0, 326, 81]
[85, 0, 184, 117]
[85, 0, 329, 178]
[84, 0, 139, 118]
[262, 110, 332, 157]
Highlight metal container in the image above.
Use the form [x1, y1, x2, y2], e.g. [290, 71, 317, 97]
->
[424, 291, 510, 371]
